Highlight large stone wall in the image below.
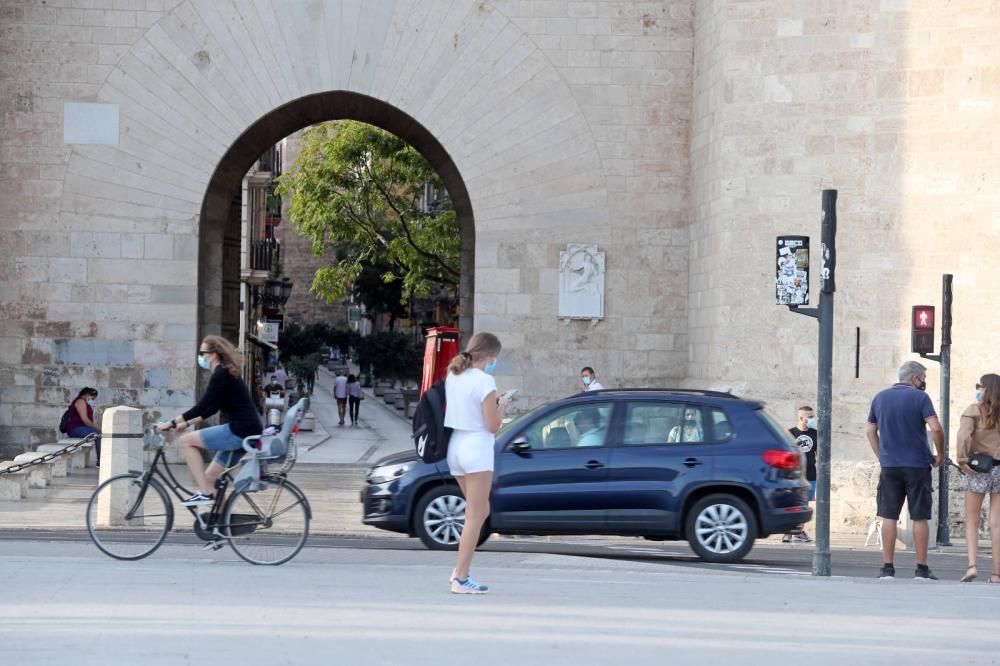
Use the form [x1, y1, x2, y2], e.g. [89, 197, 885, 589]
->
[690, 1, 1000, 466]
[0, 0, 693, 454]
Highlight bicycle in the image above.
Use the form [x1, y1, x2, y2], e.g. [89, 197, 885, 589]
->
[85, 399, 312, 565]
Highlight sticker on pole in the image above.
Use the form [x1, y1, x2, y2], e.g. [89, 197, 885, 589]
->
[775, 236, 810, 306]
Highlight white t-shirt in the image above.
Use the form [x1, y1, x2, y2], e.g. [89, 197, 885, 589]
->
[585, 379, 604, 391]
[333, 375, 348, 399]
[444, 368, 497, 432]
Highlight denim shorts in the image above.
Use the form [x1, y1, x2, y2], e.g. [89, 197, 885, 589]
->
[199, 423, 246, 467]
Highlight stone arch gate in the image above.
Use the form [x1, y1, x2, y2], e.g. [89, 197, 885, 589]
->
[5, 0, 699, 449]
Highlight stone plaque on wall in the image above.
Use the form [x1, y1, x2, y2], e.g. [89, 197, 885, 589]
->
[559, 244, 605, 320]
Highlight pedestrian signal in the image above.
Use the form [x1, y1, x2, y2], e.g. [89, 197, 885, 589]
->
[911, 305, 935, 354]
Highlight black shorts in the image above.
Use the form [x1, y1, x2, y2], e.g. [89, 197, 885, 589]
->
[877, 467, 932, 520]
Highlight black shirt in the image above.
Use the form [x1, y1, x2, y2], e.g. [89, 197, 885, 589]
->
[789, 426, 818, 481]
[183, 366, 262, 438]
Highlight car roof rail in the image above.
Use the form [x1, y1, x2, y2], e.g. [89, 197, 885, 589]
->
[579, 387, 740, 399]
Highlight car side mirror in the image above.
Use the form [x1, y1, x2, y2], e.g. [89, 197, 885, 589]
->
[510, 437, 531, 453]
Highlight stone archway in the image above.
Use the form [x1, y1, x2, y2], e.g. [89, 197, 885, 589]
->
[199, 90, 477, 343]
[43, 0, 610, 420]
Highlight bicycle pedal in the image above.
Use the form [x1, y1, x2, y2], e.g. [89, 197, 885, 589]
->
[202, 540, 225, 551]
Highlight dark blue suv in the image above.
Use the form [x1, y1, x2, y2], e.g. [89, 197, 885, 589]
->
[361, 389, 811, 563]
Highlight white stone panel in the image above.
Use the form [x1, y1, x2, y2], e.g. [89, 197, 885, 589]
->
[63, 102, 119, 145]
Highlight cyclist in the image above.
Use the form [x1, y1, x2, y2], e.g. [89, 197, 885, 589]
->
[158, 335, 262, 506]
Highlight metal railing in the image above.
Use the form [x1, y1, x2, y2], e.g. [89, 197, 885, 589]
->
[250, 238, 280, 272]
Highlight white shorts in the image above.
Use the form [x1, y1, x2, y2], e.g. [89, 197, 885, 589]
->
[446, 430, 495, 476]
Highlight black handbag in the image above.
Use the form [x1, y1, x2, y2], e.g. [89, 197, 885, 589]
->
[967, 443, 1000, 473]
[968, 452, 998, 473]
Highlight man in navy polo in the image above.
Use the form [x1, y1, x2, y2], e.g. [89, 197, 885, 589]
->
[866, 360, 945, 580]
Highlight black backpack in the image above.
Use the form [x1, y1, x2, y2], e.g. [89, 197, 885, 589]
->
[58, 406, 72, 434]
[412, 379, 452, 463]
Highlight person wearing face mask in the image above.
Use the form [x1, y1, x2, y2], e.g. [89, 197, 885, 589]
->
[579, 366, 604, 392]
[66, 387, 102, 465]
[667, 407, 704, 443]
[783, 406, 818, 543]
[955, 373, 1000, 583]
[443, 332, 509, 594]
[866, 360, 945, 580]
[157, 335, 262, 507]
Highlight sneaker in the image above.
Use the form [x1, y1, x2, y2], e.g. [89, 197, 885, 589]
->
[791, 531, 812, 543]
[451, 577, 489, 594]
[781, 533, 793, 543]
[878, 564, 895, 579]
[181, 492, 215, 506]
[914, 566, 938, 581]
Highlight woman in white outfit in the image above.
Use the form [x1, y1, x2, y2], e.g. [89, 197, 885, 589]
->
[445, 332, 508, 594]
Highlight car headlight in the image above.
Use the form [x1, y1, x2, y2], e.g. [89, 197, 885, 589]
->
[367, 462, 413, 484]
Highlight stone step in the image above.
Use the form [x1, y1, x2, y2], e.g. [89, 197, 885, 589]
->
[0, 465, 29, 500]
[36, 444, 87, 470]
[1, 459, 49, 489]
[16, 451, 67, 479]
[58, 438, 96, 468]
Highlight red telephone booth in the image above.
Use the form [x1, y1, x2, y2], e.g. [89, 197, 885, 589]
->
[420, 326, 459, 397]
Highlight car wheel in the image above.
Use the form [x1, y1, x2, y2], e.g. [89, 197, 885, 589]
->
[413, 485, 491, 551]
[684, 494, 757, 564]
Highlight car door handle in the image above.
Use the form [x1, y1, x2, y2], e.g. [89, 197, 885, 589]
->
[683, 457, 703, 468]
[584, 460, 604, 470]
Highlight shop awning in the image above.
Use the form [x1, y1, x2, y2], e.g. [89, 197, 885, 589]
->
[246, 333, 277, 351]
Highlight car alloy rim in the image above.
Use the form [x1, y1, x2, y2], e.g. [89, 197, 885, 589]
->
[424, 494, 466, 545]
[694, 503, 748, 554]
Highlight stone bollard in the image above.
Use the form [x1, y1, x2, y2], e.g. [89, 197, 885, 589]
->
[898, 500, 937, 551]
[96, 406, 144, 527]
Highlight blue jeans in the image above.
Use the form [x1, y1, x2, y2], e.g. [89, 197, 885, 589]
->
[69, 425, 100, 461]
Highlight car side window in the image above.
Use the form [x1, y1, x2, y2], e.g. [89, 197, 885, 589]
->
[623, 402, 728, 445]
[708, 407, 733, 441]
[518, 403, 613, 449]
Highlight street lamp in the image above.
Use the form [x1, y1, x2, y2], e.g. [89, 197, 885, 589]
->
[263, 276, 293, 308]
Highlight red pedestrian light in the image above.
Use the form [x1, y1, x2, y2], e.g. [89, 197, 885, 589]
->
[913, 305, 934, 330]
[911, 305, 935, 354]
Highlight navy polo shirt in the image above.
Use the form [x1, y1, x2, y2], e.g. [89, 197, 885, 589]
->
[867, 383, 936, 468]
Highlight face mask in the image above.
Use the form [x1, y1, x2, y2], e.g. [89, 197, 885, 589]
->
[806, 417, 817, 429]
[916, 380, 927, 392]
[86, 399, 95, 407]
[197, 354, 211, 370]
[976, 390, 983, 402]
[483, 359, 497, 375]
[582, 376, 592, 386]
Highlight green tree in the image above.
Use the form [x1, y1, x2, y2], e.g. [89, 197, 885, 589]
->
[354, 256, 408, 331]
[275, 121, 460, 305]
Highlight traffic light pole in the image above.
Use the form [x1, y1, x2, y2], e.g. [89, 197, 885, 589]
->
[920, 274, 953, 546]
[788, 189, 837, 577]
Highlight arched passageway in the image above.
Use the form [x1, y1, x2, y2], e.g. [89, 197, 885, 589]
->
[198, 91, 476, 342]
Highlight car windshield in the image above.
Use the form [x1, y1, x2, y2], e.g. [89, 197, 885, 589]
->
[496, 409, 536, 438]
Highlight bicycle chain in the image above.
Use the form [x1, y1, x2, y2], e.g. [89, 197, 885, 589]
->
[0, 433, 97, 475]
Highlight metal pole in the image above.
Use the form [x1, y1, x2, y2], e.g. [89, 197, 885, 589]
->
[812, 189, 837, 577]
[937, 274, 953, 545]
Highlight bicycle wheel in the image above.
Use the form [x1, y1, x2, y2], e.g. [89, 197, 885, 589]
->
[86, 473, 173, 560]
[224, 476, 310, 565]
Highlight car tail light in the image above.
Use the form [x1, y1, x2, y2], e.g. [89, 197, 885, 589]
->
[762, 450, 800, 470]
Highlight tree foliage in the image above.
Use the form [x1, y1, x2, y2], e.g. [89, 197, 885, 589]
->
[354, 331, 423, 383]
[276, 121, 460, 305]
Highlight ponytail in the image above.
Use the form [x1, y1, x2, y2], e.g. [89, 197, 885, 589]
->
[448, 332, 501, 375]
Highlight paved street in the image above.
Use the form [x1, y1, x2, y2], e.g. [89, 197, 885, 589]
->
[4, 539, 1000, 666]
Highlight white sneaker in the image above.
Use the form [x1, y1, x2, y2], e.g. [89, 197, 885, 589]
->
[451, 577, 489, 594]
[181, 492, 215, 507]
